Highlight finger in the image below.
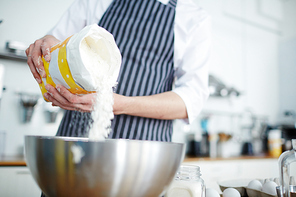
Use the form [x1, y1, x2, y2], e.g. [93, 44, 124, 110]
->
[44, 93, 76, 111]
[45, 84, 73, 107]
[56, 85, 95, 104]
[26, 44, 42, 84]
[46, 84, 94, 112]
[31, 40, 46, 78]
[45, 84, 89, 111]
[56, 85, 80, 104]
[25, 47, 30, 56]
[41, 42, 51, 62]
[45, 92, 89, 112]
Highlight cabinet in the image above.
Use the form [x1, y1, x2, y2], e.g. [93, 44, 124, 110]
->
[0, 167, 41, 197]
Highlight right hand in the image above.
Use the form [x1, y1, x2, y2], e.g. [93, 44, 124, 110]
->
[44, 84, 96, 112]
[25, 35, 60, 84]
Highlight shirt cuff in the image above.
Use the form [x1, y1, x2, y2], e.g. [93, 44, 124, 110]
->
[172, 86, 209, 125]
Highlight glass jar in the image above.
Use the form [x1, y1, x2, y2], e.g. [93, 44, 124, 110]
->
[279, 139, 296, 197]
[165, 164, 205, 197]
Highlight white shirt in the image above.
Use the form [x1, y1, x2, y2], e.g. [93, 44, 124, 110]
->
[48, 0, 211, 124]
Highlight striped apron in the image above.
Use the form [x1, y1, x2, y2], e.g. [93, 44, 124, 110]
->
[56, 0, 177, 142]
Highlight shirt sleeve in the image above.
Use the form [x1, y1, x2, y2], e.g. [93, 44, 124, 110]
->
[173, 2, 211, 124]
[47, 0, 112, 41]
[47, 0, 88, 41]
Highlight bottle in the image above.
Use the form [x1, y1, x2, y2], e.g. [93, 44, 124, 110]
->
[209, 133, 218, 158]
[165, 165, 205, 197]
[200, 118, 210, 157]
[268, 129, 282, 157]
[278, 139, 296, 197]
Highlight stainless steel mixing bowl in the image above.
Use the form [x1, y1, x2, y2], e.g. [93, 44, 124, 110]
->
[24, 135, 185, 197]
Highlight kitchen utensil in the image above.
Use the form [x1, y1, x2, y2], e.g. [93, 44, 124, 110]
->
[18, 92, 40, 123]
[276, 186, 296, 197]
[24, 136, 185, 197]
[278, 139, 296, 197]
[166, 165, 205, 197]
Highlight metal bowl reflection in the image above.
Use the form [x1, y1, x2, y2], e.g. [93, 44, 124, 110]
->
[24, 135, 185, 197]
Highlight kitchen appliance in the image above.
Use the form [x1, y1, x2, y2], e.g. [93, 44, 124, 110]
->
[278, 139, 296, 197]
[24, 136, 185, 197]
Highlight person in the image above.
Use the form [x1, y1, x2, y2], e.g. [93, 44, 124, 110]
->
[26, 0, 211, 142]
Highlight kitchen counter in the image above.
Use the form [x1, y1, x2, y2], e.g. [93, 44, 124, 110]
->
[185, 154, 276, 162]
[0, 154, 276, 166]
[0, 156, 27, 166]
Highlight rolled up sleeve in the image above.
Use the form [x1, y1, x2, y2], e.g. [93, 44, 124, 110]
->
[173, 3, 211, 124]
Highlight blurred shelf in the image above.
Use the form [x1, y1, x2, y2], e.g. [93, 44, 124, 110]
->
[0, 50, 27, 62]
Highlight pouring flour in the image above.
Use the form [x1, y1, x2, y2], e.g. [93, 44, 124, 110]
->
[39, 24, 122, 140]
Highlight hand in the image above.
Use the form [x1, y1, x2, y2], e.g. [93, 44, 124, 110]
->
[44, 84, 96, 112]
[25, 35, 60, 84]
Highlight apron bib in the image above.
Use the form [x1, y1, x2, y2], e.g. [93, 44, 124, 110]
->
[56, 0, 177, 142]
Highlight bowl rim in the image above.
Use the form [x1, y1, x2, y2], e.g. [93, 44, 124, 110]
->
[24, 135, 185, 146]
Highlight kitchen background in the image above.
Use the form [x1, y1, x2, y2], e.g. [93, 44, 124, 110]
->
[0, 0, 295, 157]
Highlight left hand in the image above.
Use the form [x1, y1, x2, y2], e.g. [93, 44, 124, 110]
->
[44, 84, 96, 112]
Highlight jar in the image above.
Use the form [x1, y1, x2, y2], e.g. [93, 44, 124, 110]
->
[165, 164, 205, 197]
[268, 129, 282, 157]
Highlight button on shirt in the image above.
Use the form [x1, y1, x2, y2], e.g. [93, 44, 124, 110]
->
[48, 0, 211, 124]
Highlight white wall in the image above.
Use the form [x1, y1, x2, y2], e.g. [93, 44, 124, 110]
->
[0, 0, 295, 156]
[199, 0, 282, 121]
[0, 0, 75, 156]
[173, 0, 296, 140]
[0, 0, 74, 48]
[278, 0, 296, 124]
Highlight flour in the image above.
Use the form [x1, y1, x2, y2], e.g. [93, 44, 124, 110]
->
[39, 24, 120, 141]
[89, 79, 114, 140]
[67, 24, 121, 140]
[165, 180, 204, 197]
[165, 165, 205, 197]
[79, 37, 117, 140]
